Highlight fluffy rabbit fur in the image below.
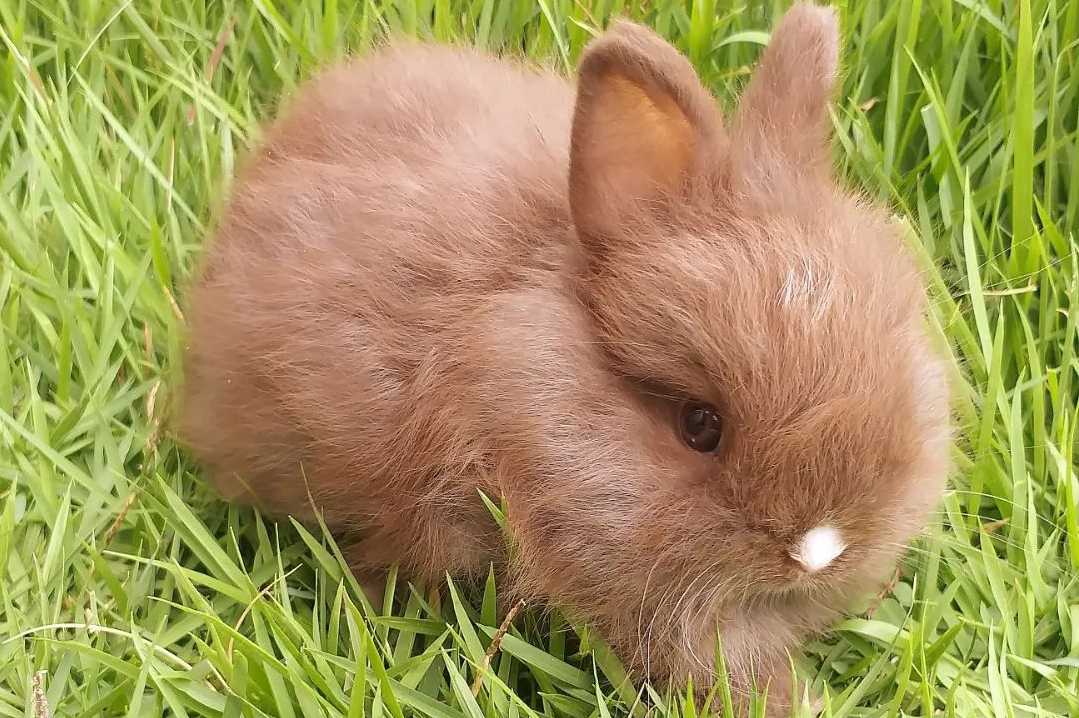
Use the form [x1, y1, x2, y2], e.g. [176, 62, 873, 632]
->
[180, 3, 952, 713]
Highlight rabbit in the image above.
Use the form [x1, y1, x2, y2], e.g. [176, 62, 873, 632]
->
[178, 2, 952, 714]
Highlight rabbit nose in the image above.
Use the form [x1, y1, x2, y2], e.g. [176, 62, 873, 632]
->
[790, 526, 846, 572]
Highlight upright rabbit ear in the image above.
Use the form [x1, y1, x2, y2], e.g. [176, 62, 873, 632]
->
[570, 21, 724, 249]
[732, 3, 840, 185]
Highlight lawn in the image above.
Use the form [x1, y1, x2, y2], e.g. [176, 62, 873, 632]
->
[0, 0, 1076, 716]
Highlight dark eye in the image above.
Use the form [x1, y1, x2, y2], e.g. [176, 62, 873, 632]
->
[678, 402, 723, 453]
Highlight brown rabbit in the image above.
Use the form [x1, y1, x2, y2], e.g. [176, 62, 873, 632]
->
[179, 3, 952, 713]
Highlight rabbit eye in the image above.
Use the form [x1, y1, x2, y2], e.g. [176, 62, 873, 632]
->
[678, 402, 723, 453]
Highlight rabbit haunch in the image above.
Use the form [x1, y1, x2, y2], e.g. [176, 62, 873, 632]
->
[179, 3, 952, 714]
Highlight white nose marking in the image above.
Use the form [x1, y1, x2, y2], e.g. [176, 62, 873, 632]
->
[792, 526, 846, 573]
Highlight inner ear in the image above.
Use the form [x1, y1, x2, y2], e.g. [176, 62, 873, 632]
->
[569, 21, 724, 250]
[581, 71, 697, 200]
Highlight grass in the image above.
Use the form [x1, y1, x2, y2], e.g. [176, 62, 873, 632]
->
[0, 0, 1077, 715]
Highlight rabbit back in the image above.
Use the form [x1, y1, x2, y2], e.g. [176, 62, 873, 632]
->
[180, 43, 578, 576]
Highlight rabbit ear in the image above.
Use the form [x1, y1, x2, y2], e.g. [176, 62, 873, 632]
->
[570, 21, 724, 249]
[732, 3, 840, 184]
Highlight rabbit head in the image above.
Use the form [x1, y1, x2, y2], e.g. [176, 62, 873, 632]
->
[566, 4, 952, 603]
